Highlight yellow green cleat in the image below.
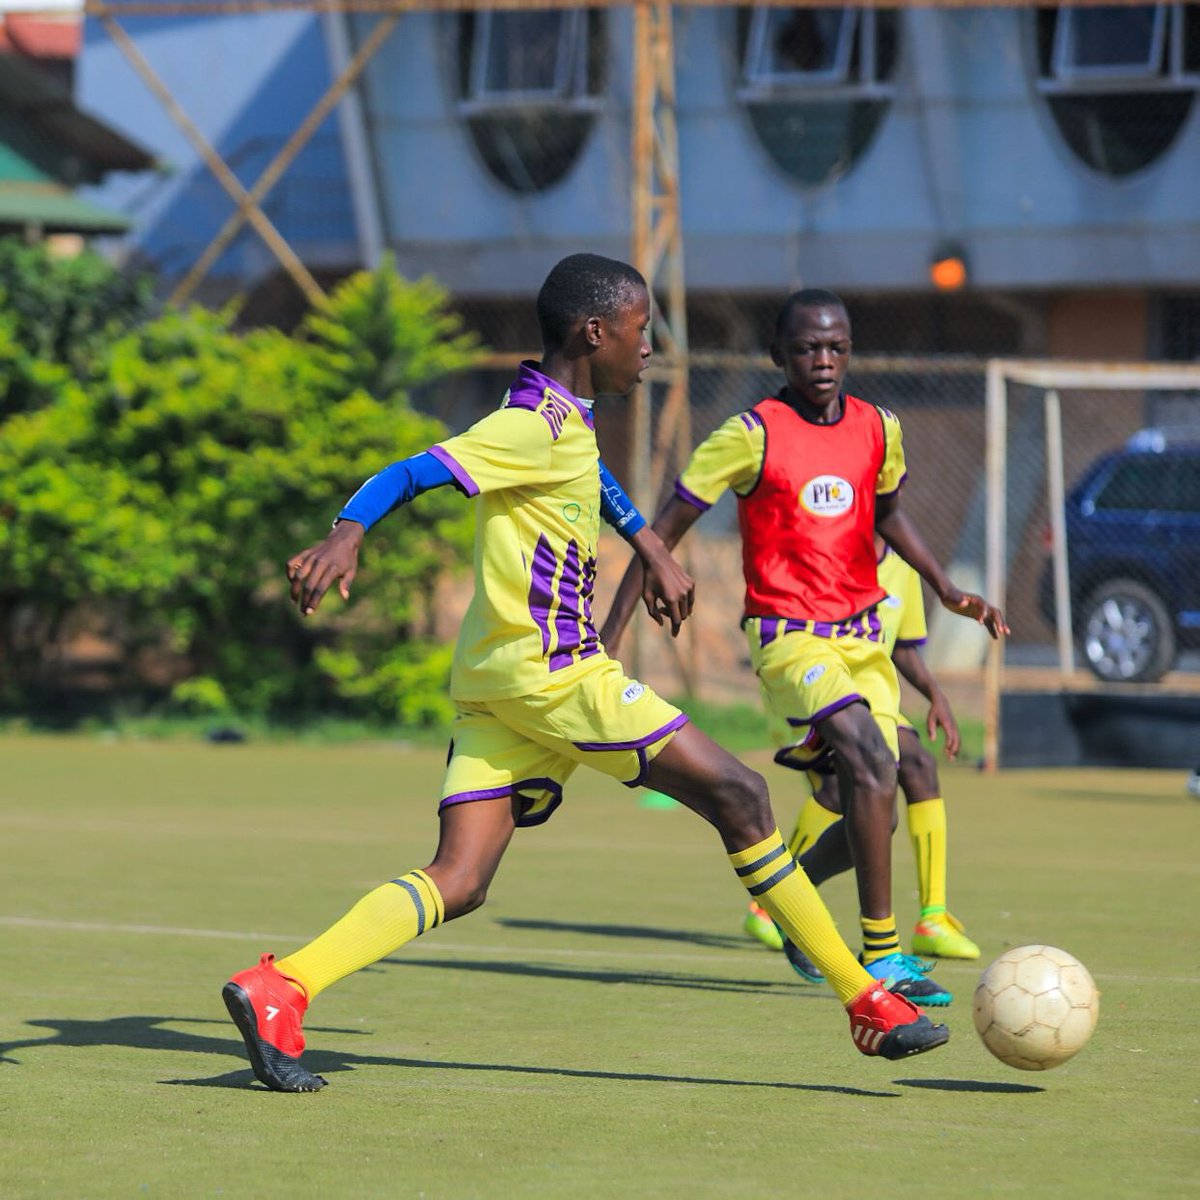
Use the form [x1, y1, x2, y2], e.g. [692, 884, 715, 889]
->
[743, 901, 784, 951]
[911, 911, 980, 960]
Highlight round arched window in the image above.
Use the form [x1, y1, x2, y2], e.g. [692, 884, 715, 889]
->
[735, 6, 899, 187]
[454, 9, 607, 194]
[1034, 5, 1199, 177]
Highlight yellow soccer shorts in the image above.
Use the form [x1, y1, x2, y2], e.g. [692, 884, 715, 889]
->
[746, 616, 901, 773]
[440, 656, 688, 827]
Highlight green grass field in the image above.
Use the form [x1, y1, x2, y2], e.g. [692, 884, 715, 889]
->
[0, 735, 1194, 1198]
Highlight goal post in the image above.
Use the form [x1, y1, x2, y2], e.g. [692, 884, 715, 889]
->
[984, 359, 1200, 771]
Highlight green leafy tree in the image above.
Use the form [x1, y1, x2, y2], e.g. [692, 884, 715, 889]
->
[0, 260, 481, 723]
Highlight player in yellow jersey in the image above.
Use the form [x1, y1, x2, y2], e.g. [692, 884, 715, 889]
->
[603, 290, 1006, 1010]
[220, 255, 948, 1092]
[776, 536, 981, 984]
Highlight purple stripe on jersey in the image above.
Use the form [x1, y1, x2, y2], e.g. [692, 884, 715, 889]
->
[784, 618, 806, 636]
[528, 533, 557, 657]
[867, 609, 884, 642]
[739, 409, 764, 431]
[674, 480, 712, 511]
[878, 470, 909, 499]
[784, 694, 865, 727]
[574, 711, 689, 753]
[504, 362, 593, 438]
[551, 539, 582, 670]
[427, 445, 479, 497]
[579, 555, 601, 661]
[895, 636, 927, 648]
[811, 620, 836, 638]
[760, 619, 779, 647]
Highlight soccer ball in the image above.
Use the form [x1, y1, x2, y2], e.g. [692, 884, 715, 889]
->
[972, 945, 1099, 1071]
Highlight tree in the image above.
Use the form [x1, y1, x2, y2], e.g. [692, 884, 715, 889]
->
[0, 258, 482, 723]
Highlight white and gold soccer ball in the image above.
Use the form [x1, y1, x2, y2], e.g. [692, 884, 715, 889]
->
[972, 944, 1099, 1071]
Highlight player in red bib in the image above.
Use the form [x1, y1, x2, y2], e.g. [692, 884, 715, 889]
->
[604, 289, 1007, 1006]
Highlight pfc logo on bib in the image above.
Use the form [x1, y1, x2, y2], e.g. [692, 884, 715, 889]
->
[800, 475, 855, 517]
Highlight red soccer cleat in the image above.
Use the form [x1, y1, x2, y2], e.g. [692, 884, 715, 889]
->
[846, 982, 950, 1060]
[222, 953, 327, 1092]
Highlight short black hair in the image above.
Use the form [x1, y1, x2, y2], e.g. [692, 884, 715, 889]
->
[536, 253, 647, 348]
[774, 288, 849, 341]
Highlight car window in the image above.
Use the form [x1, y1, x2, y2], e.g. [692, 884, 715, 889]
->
[1092, 457, 1161, 510]
[1093, 454, 1200, 513]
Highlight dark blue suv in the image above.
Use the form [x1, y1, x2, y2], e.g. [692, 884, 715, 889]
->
[1039, 428, 1200, 683]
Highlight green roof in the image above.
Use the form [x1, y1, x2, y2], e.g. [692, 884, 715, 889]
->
[0, 180, 131, 233]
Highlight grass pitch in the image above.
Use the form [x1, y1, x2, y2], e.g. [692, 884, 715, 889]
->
[0, 735, 1194, 1198]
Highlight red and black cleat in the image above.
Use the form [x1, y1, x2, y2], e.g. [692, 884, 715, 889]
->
[846, 983, 950, 1060]
[222, 953, 327, 1092]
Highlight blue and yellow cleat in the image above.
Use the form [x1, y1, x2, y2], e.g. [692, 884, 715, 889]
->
[862, 952, 953, 1007]
[743, 901, 784, 951]
[911, 911, 981, 960]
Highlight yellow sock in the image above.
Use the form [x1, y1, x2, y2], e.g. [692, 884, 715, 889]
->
[786, 796, 841, 858]
[277, 870, 445, 1000]
[730, 829, 871, 1004]
[860, 913, 900, 964]
[907, 798, 948, 916]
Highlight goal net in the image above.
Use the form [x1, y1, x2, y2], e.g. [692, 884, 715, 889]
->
[984, 360, 1200, 769]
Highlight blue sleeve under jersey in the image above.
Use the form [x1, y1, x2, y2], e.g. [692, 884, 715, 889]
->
[337, 452, 456, 530]
[598, 459, 646, 539]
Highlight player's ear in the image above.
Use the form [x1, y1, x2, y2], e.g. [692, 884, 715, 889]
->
[584, 316, 603, 347]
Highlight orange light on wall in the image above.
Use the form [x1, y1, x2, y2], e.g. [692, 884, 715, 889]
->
[929, 242, 968, 292]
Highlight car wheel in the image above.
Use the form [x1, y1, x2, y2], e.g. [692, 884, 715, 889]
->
[1080, 578, 1176, 684]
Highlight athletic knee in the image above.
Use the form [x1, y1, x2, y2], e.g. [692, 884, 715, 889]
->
[899, 741, 938, 799]
[428, 866, 491, 920]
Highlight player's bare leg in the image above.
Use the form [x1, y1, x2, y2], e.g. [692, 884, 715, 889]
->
[223, 799, 518, 1091]
[645, 724, 948, 1058]
[816, 705, 952, 1006]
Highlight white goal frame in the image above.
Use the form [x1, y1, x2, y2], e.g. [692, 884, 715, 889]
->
[984, 359, 1200, 772]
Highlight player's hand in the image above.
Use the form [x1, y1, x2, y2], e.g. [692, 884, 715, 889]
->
[640, 547, 695, 637]
[942, 589, 1009, 639]
[927, 690, 960, 759]
[287, 521, 364, 616]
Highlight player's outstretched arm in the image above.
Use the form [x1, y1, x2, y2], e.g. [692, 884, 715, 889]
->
[893, 643, 960, 759]
[601, 495, 703, 656]
[287, 452, 456, 616]
[876, 497, 1009, 639]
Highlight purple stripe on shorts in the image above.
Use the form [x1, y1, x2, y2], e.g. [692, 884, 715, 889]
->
[574, 711, 690, 753]
[551, 539, 582, 670]
[427, 445, 479, 497]
[673, 480, 712, 511]
[439, 785, 517, 807]
[784, 693, 866, 728]
[528, 533, 557, 658]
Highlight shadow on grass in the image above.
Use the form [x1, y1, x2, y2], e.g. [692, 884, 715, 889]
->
[897, 1078, 1045, 1094]
[495, 917, 746, 951]
[0, 1013, 897, 1100]
[381, 956, 815, 998]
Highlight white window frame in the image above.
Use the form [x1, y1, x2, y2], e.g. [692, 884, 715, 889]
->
[737, 6, 894, 102]
[1039, 4, 1199, 94]
[459, 9, 601, 115]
